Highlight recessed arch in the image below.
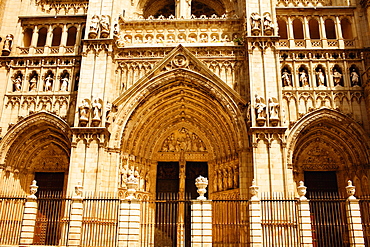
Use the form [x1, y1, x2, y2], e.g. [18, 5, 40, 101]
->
[0, 112, 71, 194]
[111, 69, 247, 160]
[286, 108, 370, 193]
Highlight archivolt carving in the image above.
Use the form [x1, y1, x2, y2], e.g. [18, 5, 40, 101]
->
[286, 109, 370, 170]
[0, 112, 71, 165]
[111, 79, 246, 160]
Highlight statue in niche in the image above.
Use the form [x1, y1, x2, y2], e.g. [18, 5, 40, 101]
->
[92, 98, 102, 121]
[100, 15, 110, 38]
[120, 164, 128, 188]
[78, 99, 90, 126]
[89, 15, 100, 39]
[200, 34, 208, 43]
[2, 34, 13, 56]
[316, 68, 325, 86]
[60, 74, 69, 91]
[255, 94, 266, 126]
[213, 170, 218, 192]
[13, 75, 22, 92]
[263, 13, 274, 35]
[218, 170, 223, 191]
[44, 74, 53, 91]
[233, 166, 239, 188]
[350, 69, 360, 86]
[269, 97, 280, 126]
[282, 69, 292, 87]
[29, 76, 37, 91]
[251, 13, 261, 35]
[299, 69, 309, 87]
[332, 69, 342, 86]
[222, 35, 230, 42]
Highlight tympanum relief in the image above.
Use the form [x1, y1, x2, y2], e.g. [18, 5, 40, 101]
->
[160, 127, 206, 152]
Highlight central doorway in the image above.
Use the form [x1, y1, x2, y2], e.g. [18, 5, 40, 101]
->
[155, 161, 208, 247]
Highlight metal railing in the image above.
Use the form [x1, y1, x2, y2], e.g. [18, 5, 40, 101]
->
[212, 199, 249, 246]
[80, 194, 120, 247]
[140, 193, 192, 247]
[33, 192, 72, 246]
[308, 192, 350, 247]
[261, 193, 300, 247]
[0, 196, 26, 245]
[359, 196, 370, 247]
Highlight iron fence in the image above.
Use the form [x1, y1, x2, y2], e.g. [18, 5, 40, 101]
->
[33, 192, 72, 246]
[261, 193, 300, 247]
[308, 192, 350, 247]
[0, 196, 26, 245]
[359, 196, 370, 247]
[140, 193, 192, 247]
[212, 199, 249, 247]
[80, 194, 120, 247]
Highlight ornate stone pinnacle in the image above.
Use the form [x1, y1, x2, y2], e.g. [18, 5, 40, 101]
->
[297, 181, 307, 201]
[346, 180, 356, 201]
[195, 175, 208, 200]
[28, 180, 38, 199]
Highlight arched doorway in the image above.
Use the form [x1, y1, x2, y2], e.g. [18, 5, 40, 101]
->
[0, 112, 71, 245]
[110, 48, 248, 246]
[287, 108, 370, 246]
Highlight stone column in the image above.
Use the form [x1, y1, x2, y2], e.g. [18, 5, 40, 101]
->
[19, 180, 38, 245]
[303, 16, 311, 48]
[296, 181, 313, 247]
[60, 25, 69, 54]
[345, 180, 366, 247]
[30, 26, 39, 55]
[287, 16, 295, 48]
[319, 16, 328, 48]
[191, 176, 212, 247]
[68, 182, 84, 247]
[249, 180, 262, 247]
[335, 16, 344, 48]
[118, 175, 140, 247]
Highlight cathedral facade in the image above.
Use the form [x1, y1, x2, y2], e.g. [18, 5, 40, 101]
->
[0, 0, 370, 245]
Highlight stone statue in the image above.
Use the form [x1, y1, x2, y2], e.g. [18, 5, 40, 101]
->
[255, 95, 266, 119]
[60, 75, 69, 91]
[263, 13, 274, 35]
[89, 15, 100, 39]
[2, 34, 13, 55]
[269, 97, 279, 120]
[79, 99, 90, 125]
[299, 69, 309, 86]
[92, 98, 102, 121]
[29, 76, 37, 91]
[282, 69, 292, 86]
[332, 69, 342, 86]
[44, 74, 53, 91]
[316, 68, 325, 86]
[13, 75, 22, 92]
[251, 13, 261, 35]
[350, 69, 359, 86]
[100, 15, 110, 38]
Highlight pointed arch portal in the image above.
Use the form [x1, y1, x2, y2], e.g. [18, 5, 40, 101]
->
[111, 48, 248, 199]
